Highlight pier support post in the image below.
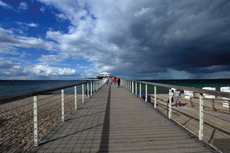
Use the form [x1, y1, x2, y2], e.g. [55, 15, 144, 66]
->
[168, 89, 172, 119]
[140, 83, 141, 98]
[33, 96, 38, 146]
[129, 81, 131, 91]
[87, 83, 89, 98]
[132, 81, 134, 93]
[61, 89, 65, 122]
[91, 82, 92, 96]
[145, 84, 147, 102]
[75, 86, 77, 110]
[135, 82, 137, 95]
[199, 93, 204, 140]
[82, 84, 84, 103]
[154, 86, 156, 108]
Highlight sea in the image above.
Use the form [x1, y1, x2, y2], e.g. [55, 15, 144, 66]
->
[0, 80, 86, 98]
[1, 79, 230, 98]
[138, 79, 230, 94]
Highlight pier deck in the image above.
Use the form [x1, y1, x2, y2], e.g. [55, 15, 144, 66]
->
[30, 85, 216, 153]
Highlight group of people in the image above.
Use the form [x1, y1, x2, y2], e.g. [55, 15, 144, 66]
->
[168, 88, 181, 107]
[105, 76, 120, 87]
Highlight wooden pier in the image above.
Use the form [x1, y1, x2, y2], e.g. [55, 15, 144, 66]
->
[30, 85, 216, 153]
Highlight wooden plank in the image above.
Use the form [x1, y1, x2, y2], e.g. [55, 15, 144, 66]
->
[30, 85, 217, 153]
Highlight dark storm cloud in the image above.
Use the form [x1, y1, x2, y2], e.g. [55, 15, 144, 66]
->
[106, 0, 230, 77]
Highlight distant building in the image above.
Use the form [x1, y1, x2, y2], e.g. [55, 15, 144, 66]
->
[85, 72, 112, 80]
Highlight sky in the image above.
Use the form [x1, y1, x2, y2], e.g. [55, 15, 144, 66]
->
[0, 0, 230, 80]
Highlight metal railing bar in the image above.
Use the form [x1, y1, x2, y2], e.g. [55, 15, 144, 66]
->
[38, 103, 61, 115]
[37, 99, 61, 110]
[1, 109, 33, 123]
[122, 79, 230, 98]
[147, 94, 230, 137]
[0, 121, 34, 146]
[0, 102, 32, 114]
[0, 81, 92, 105]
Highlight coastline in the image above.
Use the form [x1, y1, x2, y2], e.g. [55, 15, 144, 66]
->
[0, 94, 87, 153]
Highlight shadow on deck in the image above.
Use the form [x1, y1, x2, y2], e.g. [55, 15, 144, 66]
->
[30, 85, 217, 153]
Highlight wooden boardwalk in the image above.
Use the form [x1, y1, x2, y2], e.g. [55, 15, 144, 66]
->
[30, 85, 216, 153]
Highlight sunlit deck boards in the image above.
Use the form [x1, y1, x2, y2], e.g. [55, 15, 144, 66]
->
[30, 85, 216, 153]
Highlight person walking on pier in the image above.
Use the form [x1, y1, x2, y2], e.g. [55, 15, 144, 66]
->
[106, 77, 109, 86]
[109, 76, 113, 87]
[113, 76, 117, 87]
[174, 89, 181, 107]
[117, 77, 120, 88]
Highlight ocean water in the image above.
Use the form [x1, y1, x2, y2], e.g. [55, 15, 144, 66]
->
[1, 79, 230, 98]
[138, 79, 230, 94]
[0, 80, 86, 98]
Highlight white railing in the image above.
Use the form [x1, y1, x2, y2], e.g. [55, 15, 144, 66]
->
[121, 79, 230, 153]
[0, 79, 105, 153]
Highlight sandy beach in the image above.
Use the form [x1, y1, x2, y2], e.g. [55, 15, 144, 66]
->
[0, 93, 87, 153]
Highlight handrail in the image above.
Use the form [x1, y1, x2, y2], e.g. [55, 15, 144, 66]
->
[121, 79, 230, 153]
[0, 79, 105, 152]
[0, 81, 93, 105]
[122, 79, 230, 98]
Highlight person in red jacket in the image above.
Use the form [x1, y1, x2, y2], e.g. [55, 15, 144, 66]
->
[113, 76, 116, 87]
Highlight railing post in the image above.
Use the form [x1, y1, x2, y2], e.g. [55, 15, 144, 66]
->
[33, 96, 38, 146]
[132, 81, 134, 93]
[91, 82, 92, 96]
[93, 81, 95, 93]
[145, 84, 147, 102]
[199, 93, 204, 140]
[87, 83, 89, 98]
[82, 84, 84, 103]
[154, 86, 156, 108]
[130, 81, 131, 91]
[97, 80, 98, 91]
[135, 82, 137, 95]
[75, 86, 77, 110]
[61, 89, 65, 122]
[168, 89, 172, 119]
[140, 82, 141, 98]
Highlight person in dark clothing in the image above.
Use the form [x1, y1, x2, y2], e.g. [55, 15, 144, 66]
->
[117, 77, 120, 88]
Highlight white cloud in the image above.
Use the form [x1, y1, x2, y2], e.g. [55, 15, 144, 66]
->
[1, 0, 230, 79]
[0, 27, 55, 55]
[0, 0, 13, 9]
[3, 63, 77, 77]
[40, 7, 46, 13]
[37, 52, 70, 65]
[79, 66, 90, 69]
[0, 57, 16, 68]
[15, 22, 39, 28]
[56, 13, 67, 20]
[134, 7, 154, 17]
[31, 65, 76, 76]
[18, 2, 28, 10]
[27, 23, 39, 27]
